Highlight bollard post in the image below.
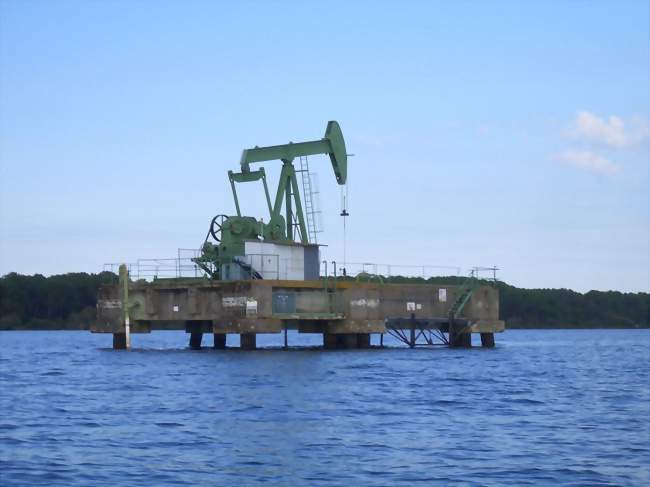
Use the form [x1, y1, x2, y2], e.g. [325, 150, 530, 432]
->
[113, 264, 131, 350]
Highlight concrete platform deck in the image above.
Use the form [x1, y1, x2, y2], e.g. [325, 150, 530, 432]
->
[93, 276, 505, 350]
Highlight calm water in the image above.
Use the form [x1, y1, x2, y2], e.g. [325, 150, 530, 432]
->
[1, 329, 648, 486]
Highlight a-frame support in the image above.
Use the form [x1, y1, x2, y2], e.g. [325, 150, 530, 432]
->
[273, 160, 308, 243]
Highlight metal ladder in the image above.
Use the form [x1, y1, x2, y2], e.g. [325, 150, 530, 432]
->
[299, 156, 320, 244]
[448, 270, 479, 320]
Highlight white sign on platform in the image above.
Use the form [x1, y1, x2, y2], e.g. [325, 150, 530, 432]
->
[222, 297, 247, 308]
[439, 289, 447, 302]
[246, 300, 258, 317]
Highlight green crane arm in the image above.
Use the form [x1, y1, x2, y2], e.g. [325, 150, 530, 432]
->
[240, 120, 347, 185]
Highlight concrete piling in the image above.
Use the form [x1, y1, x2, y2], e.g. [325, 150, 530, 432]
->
[240, 333, 256, 350]
[189, 332, 203, 349]
[357, 333, 371, 348]
[480, 333, 495, 348]
[449, 332, 470, 348]
[113, 333, 127, 350]
[449, 332, 472, 348]
[448, 318, 472, 348]
[340, 334, 358, 349]
[323, 333, 372, 349]
[187, 320, 211, 349]
[213, 333, 226, 349]
[323, 333, 338, 349]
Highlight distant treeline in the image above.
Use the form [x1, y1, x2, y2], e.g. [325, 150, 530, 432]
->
[0, 272, 648, 330]
[381, 275, 649, 328]
[0, 272, 117, 330]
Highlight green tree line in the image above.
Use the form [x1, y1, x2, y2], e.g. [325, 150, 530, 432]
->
[0, 272, 117, 330]
[0, 272, 648, 329]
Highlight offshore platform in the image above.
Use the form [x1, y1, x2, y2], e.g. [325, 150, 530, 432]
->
[93, 121, 504, 350]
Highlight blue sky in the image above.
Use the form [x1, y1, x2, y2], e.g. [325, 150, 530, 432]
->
[1, 0, 648, 292]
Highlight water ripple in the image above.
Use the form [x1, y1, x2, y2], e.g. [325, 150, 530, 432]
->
[0, 329, 649, 486]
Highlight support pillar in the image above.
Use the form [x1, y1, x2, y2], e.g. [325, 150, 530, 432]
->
[480, 333, 495, 348]
[340, 334, 358, 349]
[324, 333, 364, 349]
[240, 333, 256, 350]
[357, 333, 371, 348]
[118, 264, 131, 350]
[449, 331, 472, 348]
[213, 333, 226, 349]
[409, 313, 416, 348]
[323, 333, 338, 349]
[189, 332, 203, 350]
[449, 319, 472, 348]
[113, 332, 127, 350]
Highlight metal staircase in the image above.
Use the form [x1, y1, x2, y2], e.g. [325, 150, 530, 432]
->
[447, 268, 485, 346]
[447, 270, 478, 341]
[448, 267, 499, 320]
[448, 281, 476, 320]
[233, 258, 263, 280]
[299, 156, 321, 244]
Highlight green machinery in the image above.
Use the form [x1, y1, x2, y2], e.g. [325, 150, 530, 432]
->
[194, 121, 348, 279]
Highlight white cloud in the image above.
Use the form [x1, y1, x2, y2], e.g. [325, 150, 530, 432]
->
[556, 149, 621, 176]
[557, 111, 648, 177]
[569, 111, 628, 147]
